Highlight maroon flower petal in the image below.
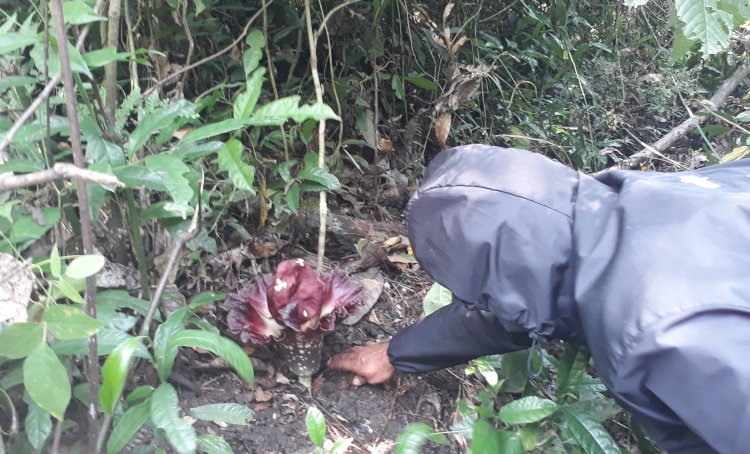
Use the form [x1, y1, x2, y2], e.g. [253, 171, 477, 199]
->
[224, 274, 284, 345]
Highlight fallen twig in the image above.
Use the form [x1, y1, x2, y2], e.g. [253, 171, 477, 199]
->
[614, 60, 750, 170]
[0, 163, 123, 192]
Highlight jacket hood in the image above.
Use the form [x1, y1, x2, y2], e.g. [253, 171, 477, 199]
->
[406, 145, 582, 340]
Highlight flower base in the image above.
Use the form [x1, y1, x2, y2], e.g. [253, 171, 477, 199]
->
[278, 331, 324, 378]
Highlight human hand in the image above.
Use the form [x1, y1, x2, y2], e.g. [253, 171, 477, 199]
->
[327, 342, 395, 386]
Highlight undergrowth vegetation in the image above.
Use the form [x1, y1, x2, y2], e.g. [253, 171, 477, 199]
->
[0, 0, 748, 452]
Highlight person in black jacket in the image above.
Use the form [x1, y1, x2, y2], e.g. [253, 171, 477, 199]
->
[329, 145, 750, 453]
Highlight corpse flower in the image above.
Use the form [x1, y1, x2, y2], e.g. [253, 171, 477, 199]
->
[224, 258, 366, 379]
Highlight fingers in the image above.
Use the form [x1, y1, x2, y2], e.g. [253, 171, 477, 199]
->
[327, 351, 360, 373]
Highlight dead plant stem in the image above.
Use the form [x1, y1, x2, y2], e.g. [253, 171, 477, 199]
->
[104, 0, 122, 113]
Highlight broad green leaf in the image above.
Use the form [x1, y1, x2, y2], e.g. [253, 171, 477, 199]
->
[0, 75, 37, 92]
[676, 0, 735, 56]
[392, 74, 405, 100]
[189, 292, 226, 309]
[139, 201, 195, 220]
[100, 337, 146, 414]
[65, 254, 106, 279]
[469, 420, 522, 454]
[98, 290, 155, 319]
[253, 96, 340, 125]
[243, 30, 265, 76]
[422, 283, 452, 316]
[234, 69, 266, 120]
[31, 41, 92, 78]
[198, 434, 233, 454]
[153, 308, 190, 381]
[56, 280, 86, 304]
[150, 383, 197, 454]
[736, 111, 750, 122]
[52, 328, 149, 358]
[562, 407, 620, 454]
[329, 438, 354, 454]
[0, 323, 43, 359]
[167, 329, 254, 386]
[112, 165, 164, 189]
[62, 0, 106, 24]
[126, 100, 195, 156]
[403, 75, 438, 91]
[218, 139, 255, 193]
[0, 364, 23, 389]
[144, 154, 193, 218]
[497, 350, 530, 393]
[50, 244, 61, 278]
[569, 399, 622, 423]
[126, 385, 155, 406]
[0, 32, 38, 55]
[671, 25, 695, 60]
[180, 118, 246, 143]
[306, 407, 326, 447]
[394, 422, 449, 454]
[45, 305, 104, 340]
[0, 158, 44, 173]
[107, 400, 151, 454]
[297, 167, 340, 190]
[10, 208, 60, 249]
[290, 103, 341, 123]
[190, 403, 254, 425]
[475, 358, 499, 387]
[25, 399, 52, 451]
[499, 396, 559, 425]
[83, 47, 131, 69]
[23, 344, 70, 420]
[557, 343, 590, 396]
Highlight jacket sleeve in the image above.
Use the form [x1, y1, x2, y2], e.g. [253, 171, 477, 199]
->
[387, 296, 532, 373]
[636, 310, 750, 453]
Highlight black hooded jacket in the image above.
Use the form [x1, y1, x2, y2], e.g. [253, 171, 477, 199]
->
[387, 145, 750, 453]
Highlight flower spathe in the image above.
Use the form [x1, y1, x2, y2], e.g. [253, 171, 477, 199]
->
[224, 259, 366, 346]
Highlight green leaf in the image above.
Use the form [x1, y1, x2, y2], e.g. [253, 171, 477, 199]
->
[394, 422, 449, 454]
[126, 385, 155, 406]
[112, 165, 164, 189]
[23, 344, 70, 420]
[10, 208, 61, 249]
[83, 47, 131, 68]
[0, 158, 44, 173]
[218, 139, 255, 193]
[126, 100, 195, 156]
[0, 323, 43, 359]
[0, 75, 38, 92]
[498, 396, 559, 425]
[107, 400, 151, 454]
[234, 69, 266, 120]
[243, 30, 265, 76]
[676, 0, 735, 56]
[190, 403, 254, 425]
[62, 0, 106, 24]
[25, 399, 52, 451]
[403, 75, 438, 91]
[253, 96, 340, 125]
[290, 103, 341, 123]
[100, 337, 146, 414]
[198, 435, 233, 454]
[181, 118, 246, 143]
[562, 407, 620, 454]
[297, 167, 340, 190]
[65, 254, 105, 279]
[98, 290, 155, 319]
[0, 32, 38, 55]
[189, 292, 226, 309]
[569, 399, 622, 423]
[153, 308, 190, 381]
[52, 328, 150, 358]
[50, 244, 61, 278]
[144, 154, 193, 218]
[45, 305, 104, 340]
[167, 330, 254, 386]
[557, 344, 590, 396]
[469, 419, 523, 454]
[392, 74, 405, 100]
[422, 283, 452, 316]
[306, 407, 326, 448]
[56, 280, 86, 304]
[151, 383, 197, 454]
[475, 358, 499, 387]
[720, 146, 750, 163]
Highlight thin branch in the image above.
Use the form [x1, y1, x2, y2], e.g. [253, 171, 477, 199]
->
[304, 0, 328, 271]
[0, 163, 123, 192]
[261, 0, 289, 160]
[0, 0, 105, 154]
[104, 0, 122, 113]
[96, 178, 203, 453]
[616, 61, 750, 170]
[50, 1, 100, 449]
[141, 1, 275, 98]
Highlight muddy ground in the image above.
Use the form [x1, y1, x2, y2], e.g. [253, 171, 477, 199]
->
[169, 265, 470, 454]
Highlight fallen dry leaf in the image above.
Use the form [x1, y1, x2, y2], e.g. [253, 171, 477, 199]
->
[378, 138, 396, 153]
[435, 112, 452, 148]
[253, 387, 274, 403]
